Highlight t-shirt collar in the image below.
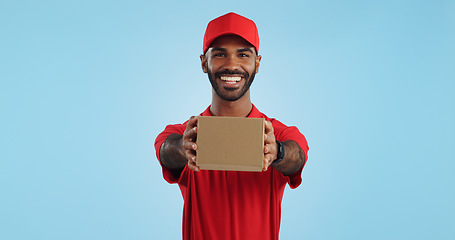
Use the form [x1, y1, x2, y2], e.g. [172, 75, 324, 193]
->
[201, 104, 262, 118]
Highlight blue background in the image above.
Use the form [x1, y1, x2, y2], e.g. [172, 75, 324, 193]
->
[1, 0, 454, 239]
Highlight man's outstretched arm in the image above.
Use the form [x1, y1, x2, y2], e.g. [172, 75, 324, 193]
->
[159, 116, 200, 174]
[263, 120, 306, 176]
[271, 140, 305, 176]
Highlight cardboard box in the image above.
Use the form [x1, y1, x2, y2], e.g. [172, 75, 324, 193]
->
[196, 116, 264, 172]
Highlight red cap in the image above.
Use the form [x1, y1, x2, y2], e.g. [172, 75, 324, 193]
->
[203, 12, 259, 55]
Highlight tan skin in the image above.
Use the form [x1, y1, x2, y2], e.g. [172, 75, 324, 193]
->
[159, 35, 305, 177]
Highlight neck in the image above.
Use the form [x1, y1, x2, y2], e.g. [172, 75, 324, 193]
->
[210, 90, 252, 117]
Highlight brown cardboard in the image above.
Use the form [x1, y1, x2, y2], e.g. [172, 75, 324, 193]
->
[196, 116, 264, 171]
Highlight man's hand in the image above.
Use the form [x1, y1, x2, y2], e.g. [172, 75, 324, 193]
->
[263, 120, 277, 171]
[181, 116, 199, 171]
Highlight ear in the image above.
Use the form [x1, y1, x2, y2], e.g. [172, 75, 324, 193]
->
[255, 55, 262, 73]
[200, 54, 208, 73]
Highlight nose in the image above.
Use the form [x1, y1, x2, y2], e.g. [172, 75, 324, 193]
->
[223, 55, 240, 72]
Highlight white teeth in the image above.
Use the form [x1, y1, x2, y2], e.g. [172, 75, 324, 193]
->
[220, 76, 241, 82]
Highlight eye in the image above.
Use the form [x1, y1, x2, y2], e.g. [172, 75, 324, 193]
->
[213, 52, 226, 58]
[239, 53, 250, 58]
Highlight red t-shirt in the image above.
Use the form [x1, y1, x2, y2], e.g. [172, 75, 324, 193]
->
[154, 105, 309, 240]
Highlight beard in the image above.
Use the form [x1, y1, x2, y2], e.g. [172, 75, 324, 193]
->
[207, 67, 256, 102]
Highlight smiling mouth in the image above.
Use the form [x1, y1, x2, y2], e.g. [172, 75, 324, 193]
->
[220, 76, 242, 84]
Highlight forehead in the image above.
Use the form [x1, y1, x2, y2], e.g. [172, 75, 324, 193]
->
[209, 35, 255, 51]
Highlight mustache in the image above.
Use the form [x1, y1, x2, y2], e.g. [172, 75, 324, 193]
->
[214, 70, 249, 78]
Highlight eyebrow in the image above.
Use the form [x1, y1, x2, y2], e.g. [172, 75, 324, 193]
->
[237, 48, 254, 54]
[211, 47, 254, 54]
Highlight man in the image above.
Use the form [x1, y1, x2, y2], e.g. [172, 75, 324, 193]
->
[154, 12, 309, 240]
